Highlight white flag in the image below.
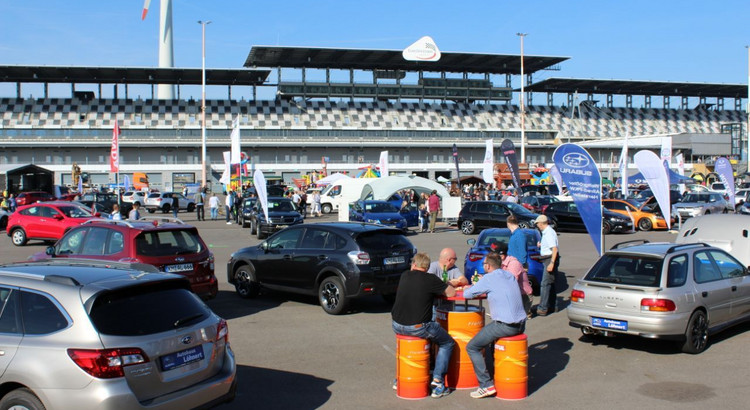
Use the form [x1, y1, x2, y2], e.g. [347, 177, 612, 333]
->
[378, 151, 389, 178]
[482, 139, 494, 184]
[634, 150, 671, 229]
[660, 136, 672, 165]
[253, 168, 269, 221]
[619, 134, 629, 197]
[230, 116, 241, 164]
[549, 165, 564, 195]
[220, 151, 231, 185]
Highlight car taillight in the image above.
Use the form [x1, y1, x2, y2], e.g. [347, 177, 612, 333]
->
[468, 252, 485, 262]
[641, 298, 676, 312]
[570, 289, 585, 302]
[216, 319, 229, 343]
[209, 253, 215, 270]
[347, 250, 370, 265]
[67, 348, 149, 379]
[156, 198, 162, 202]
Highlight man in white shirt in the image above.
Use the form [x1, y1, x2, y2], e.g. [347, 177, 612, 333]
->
[534, 215, 559, 316]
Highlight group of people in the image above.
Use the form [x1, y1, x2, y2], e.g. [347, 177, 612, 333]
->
[390, 213, 560, 399]
[0, 191, 16, 213]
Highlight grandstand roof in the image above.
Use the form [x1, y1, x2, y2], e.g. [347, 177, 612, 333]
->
[0, 65, 270, 86]
[525, 78, 747, 98]
[244, 46, 568, 75]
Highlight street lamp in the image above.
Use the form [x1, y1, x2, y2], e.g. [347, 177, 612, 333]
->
[746, 46, 750, 172]
[198, 20, 211, 191]
[517, 33, 527, 165]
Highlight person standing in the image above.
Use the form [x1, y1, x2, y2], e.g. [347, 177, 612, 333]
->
[463, 252, 527, 399]
[506, 215, 528, 267]
[172, 193, 179, 218]
[492, 241, 533, 318]
[311, 190, 322, 217]
[209, 193, 220, 220]
[110, 203, 122, 220]
[427, 248, 469, 287]
[128, 202, 141, 221]
[427, 190, 440, 234]
[534, 215, 559, 316]
[233, 191, 241, 223]
[194, 189, 205, 221]
[391, 252, 456, 398]
[8, 194, 16, 213]
[225, 191, 234, 224]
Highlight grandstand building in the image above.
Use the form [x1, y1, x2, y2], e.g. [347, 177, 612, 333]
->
[0, 46, 747, 191]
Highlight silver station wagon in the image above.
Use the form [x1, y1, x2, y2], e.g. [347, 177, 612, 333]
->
[567, 240, 750, 353]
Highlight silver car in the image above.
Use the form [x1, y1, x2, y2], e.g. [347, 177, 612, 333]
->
[567, 240, 750, 353]
[671, 192, 731, 220]
[0, 259, 236, 409]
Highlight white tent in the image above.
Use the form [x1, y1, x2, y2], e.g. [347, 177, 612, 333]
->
[315, 172, 351, 186]
[358, 175, 461, 219]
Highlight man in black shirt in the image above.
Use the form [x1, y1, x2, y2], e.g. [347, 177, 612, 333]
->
[391, 252, 456, 398]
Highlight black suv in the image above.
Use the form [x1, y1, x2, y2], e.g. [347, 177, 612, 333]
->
[249, 197, 303, 239]
[239, 197, 257, 228]
[457, 200, 541, 235]
[227, 222, 416, 314]
[544, 201, 633, 234]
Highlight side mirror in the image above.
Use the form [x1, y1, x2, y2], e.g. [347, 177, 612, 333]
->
[467, 238, 476, 246]
[45, 246, 55, 256]
[261, 242, 269, 252]
[53, 214, 64, 220]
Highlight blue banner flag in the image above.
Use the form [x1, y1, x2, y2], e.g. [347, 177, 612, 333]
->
[714, 157, 735, 208]
[552, 143, 603, 255]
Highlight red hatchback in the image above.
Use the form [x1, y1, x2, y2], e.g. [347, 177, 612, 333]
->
[33, 218, 218, 299]
[14, 191, 55, 206]
[6, 201, 96, 246]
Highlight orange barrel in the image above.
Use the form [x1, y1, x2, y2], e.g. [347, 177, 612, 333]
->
[494, 333, 528, 400]
[395, 334, 430, 399]
[436, 305, 485, 389]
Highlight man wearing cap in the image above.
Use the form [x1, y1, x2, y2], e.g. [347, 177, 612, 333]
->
[493, 242, 533, 318]
[463, 252, 527, 399]
[427, 248, 469, 287]
[534, 214, 559, 316]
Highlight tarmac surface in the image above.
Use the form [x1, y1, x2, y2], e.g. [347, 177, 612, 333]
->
[2, 212, 749, 410]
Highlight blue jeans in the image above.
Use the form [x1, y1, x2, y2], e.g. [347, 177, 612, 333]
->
[539, 256, 560, 313]
[210, 207, 218, 220]
[225, 205, 232, 222]
[392, 321, 454, 384]
[466, 321, 525, 388]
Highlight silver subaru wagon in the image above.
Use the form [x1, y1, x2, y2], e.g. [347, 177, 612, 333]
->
[567, 240, 750, 354]
[0, 259, 236, 409]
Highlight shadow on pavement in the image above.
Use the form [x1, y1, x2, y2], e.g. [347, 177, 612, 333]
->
[528, 337, 573, 395]
[216, 365, 333, 410]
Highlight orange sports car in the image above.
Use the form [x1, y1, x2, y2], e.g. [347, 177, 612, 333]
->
[602, 198, 669, 231]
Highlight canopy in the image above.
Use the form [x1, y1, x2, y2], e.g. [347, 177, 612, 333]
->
[617, 168, 694, 185]
[359, 175, 450, 201]
[315, 173, 351, 186]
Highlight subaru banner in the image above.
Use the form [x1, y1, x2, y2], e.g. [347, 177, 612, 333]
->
[714, 157, 735, 208]
[500, 139, 522, 195]
[552, 143, 603, 255]
[633, 150, 671, 229]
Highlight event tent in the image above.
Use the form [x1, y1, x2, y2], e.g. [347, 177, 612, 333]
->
[315, 173, 351, 186]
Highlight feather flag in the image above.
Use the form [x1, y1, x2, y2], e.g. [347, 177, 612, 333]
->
[110, 121, 120, 173]
[230, 116, 241, 164]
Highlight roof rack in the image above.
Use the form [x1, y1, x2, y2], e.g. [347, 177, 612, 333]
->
[666, 242, 710, 254]
[609, 240, 650, 250]
[82, 218, 137, 228]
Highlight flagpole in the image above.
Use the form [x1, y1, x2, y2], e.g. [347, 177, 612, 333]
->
[517, 32, 527, 164]
[199, 20, 211, 192]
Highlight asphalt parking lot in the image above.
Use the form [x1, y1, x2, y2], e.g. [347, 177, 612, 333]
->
[2, 213, 749, 409]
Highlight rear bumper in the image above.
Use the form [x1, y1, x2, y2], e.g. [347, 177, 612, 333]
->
[567, 304, 689, 339]
[192, 276, 219, 300]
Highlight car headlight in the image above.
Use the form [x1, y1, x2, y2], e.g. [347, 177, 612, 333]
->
[366, 218, 380, 224]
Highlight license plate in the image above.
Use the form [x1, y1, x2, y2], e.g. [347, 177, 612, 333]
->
[160, 345, 204, 371]
[166, 263, 193, 273]
[591, 317, 628, 331]
[384, 256, 405, 265]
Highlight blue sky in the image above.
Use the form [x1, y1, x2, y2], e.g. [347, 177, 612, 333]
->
[1, 0, 749, 100]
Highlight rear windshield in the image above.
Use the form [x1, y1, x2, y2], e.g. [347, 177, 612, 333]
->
[147, 193, 160, 198]
[89, 282, 210, 336]
[356, 231, 412, 252]
[584, 254, 664, 287]
[59, 205, 94, 218]
[135, 229, 204, 256]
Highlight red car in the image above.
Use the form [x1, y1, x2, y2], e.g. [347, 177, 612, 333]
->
[519, 195, 559, 214]
[33, 218, 218, 299]
[6, 201, 97, 246]
[15, 191, 55, 206]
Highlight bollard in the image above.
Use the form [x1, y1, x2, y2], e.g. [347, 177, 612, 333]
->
[494, 333, 528, 400]
[395, 334, 430, 399]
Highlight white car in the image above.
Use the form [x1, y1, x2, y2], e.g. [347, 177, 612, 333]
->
[121, 190, 147, 206]
[144, 192, 195, 214]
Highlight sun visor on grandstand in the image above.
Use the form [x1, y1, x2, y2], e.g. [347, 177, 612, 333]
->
[402, 36, 441, 62]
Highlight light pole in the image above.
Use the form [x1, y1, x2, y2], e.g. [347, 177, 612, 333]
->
[198, 20, 211, 191]
[517, 33, 527, 164]
[746, 46, 750, 172]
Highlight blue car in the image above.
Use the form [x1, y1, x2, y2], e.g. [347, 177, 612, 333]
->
[464, 227, 543, 295]
[349, 200, 410, 231]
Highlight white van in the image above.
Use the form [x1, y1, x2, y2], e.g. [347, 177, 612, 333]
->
[675, 214, 750, 267]
[319, 178, 371, 214]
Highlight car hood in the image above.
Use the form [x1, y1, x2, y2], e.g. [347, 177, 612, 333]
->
[260, 211, 301, 218]
[673, 202, 711, 208]
[362, 211, 404, 220]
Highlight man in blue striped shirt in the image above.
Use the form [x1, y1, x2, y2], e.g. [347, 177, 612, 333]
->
[463, 252, 527, 399]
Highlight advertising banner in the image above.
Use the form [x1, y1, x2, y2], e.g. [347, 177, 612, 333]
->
[230, 116, 241, 164]
[110, 121, 120, 173]
[402, 36, 441, 62]
[552, 143, 603, 255]
[482, 139, 494, 184]
[714, 157, 735, 208]
[500, 139, 522, 194]
[378, 151, 389, 178]
[660, 136, 673, 164]
[634, 150, 671, 228]
[253, 168, 269, 221]
[549, 165, 564, 195]
[619, 134, 628, 197]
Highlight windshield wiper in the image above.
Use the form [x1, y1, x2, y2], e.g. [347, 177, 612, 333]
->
[174, 313, 205, 328]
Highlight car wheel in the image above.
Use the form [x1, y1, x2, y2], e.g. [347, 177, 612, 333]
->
[162, 204, 170, 214]
[319, 276, 348, 315]
[250, 220, 257, 235]
[233, 265, 260, 298]
[704, 210, 710, 215]
[681, 310, 708, 354]
[0, 216, 7, 231]
[460, 220, 476, 235]
[147, 208, 155, 213]
[187, 204, 195, 212]
[529, 276, 540, 297]
[321, 204, 332, 214]
[637, 218, 653, 231]
[518, 221, 531, 229]
[722, 208, 729, 214]
[11, 228, 27, 246]
[0, 388, 45, 410]
[602, 221, 612, 235]
[257, 225, 266, 240]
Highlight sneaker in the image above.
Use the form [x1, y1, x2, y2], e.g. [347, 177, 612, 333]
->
[431, 382, 450, 398]
[392, 378, 397, 390]
[226, 221, 232, 225]
[470, 386, 496, 399]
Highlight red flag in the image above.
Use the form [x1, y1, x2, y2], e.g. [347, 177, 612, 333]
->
[110, 121, 120, 173]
